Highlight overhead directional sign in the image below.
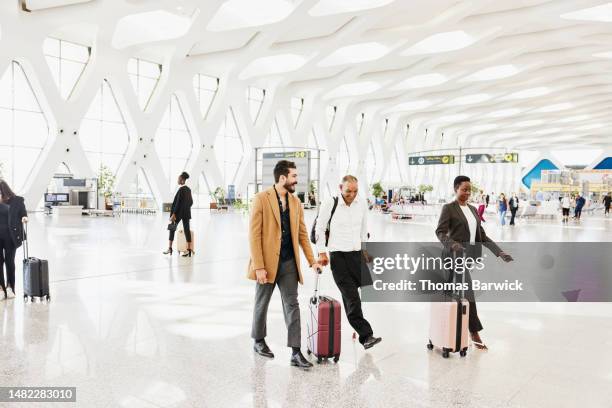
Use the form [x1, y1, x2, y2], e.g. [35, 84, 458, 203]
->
[409, 155, 455, 165]
[465, 153, 519, 164]
[262, 151, 310, 197]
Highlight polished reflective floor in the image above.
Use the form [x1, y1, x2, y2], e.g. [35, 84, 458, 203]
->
[1, 209, 611, 407]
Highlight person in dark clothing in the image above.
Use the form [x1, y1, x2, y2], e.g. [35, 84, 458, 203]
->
[0, 180, 28, 299]
[436, 176, 513, 350]
[509, 193, 519, 226]
[603, 192, 611, 216]
[574, 194, 586, 219]
[163, 172, 194, 257]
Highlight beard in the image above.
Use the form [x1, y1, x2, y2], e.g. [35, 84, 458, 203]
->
[284, 181, 297, 193]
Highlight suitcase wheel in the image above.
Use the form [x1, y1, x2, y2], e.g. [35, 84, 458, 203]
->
[333, 355, 339, 363]
[23, 294, 28, 302]
[442, 348, 450, 358]
[317, 356, 323, 364]
[31, 296, 35, 303]
[427, 340, 434, 351]
[460, 349, 467, 357]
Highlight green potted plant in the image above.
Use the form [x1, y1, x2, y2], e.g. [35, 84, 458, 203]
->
[418, 184, 433, 193]
[98, 164, 116, 210]
[209, 187, 225, 210]
[371, 182, 384, 198]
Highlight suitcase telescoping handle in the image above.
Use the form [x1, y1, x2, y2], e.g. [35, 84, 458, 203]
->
[312, 267, 323, 304]
[22, 220, 29, 261]
[452, 248, 468, 299]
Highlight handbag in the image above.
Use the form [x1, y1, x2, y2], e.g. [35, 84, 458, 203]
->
[167, 221, 177, 232]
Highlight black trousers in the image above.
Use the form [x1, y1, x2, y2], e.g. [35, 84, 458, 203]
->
[168, 218, 191, 242]
[510, 208, 518, 225]
[0, 235, 17, 290]
[329, 251, 373, 343]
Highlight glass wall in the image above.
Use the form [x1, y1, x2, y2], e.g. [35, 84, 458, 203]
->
[193, 74, 219, 119]
[0, 61, 50, 192]
[79, 79, 130, 175]
[127, 58, 161, 110]
[214, 107, 245, 188]
[155, 95, 193, 192]
[246, 86, 265, 124]
[43, 37, 90, 99]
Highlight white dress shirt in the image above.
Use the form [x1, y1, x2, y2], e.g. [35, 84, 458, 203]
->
[315, 195, 368, 253]
[459, 203, 477, 244]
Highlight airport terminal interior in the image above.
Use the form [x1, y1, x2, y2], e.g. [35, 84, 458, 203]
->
[1, 0, 612, 407]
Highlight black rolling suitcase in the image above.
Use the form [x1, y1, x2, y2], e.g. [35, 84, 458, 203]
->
[22, 223, 50, 302]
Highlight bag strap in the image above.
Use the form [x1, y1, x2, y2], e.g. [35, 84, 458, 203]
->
[324, 197, 339, 247]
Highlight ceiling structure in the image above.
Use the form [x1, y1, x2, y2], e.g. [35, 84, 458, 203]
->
[2, 0, 612, 207]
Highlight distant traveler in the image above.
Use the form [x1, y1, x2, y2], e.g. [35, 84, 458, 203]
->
[316, 175, 382, 350]
[561, 194, 571, 223]
[436, 176, 513, 349]
[163, 172, 194, 257]
[485, 193, 490, 207]
[603, 192, 611, 216]
[574, 193, 586, 219]
[0, 180, 28, 299]
[498, 193, 508, 226]
[248, 160, 321, 369]
[509, 193, 519, 226]
[476, 191, 486, 222]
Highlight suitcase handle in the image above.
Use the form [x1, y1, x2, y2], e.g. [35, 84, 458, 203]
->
[451, 249, 468, 298]
[22, 220, 29, 261]
[311, 267, 323, 304]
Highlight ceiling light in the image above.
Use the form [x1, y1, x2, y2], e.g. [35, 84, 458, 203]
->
[318, 42, 389, 66]
[386, 100, 432, 112]
[239, 54, 307, 79]
[513, 120, 543, 128]
[593, 51, 612, 59]
[309, 0, 394, 17]
[393, 73, 448, 90]
[575, 123, 604, 131]
[534, 103, 573, 113]
[558, 115, 590, 123]
[437, 114, 470, 123]
[561, 3, 612, 22]
[402, 31, 475, 56]
[207, 0, 296, 31]
[486, 108, 521, 118]
[462, 65, 519, 82]
[444, 93, 491, 106]
[324, 81, 381, 98]
[534, 128, 562, 135]
[503, 87, 551, 100]
[112, 10, 195, 49]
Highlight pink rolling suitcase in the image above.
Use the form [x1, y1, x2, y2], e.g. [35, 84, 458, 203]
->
[428, 255, 470, 358]
[307, 270, 341, 363]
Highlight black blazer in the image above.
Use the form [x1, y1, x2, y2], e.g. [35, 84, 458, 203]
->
[4, 196, 27, 248]
[436, 200, 502, 258]
[509, 197, 519, 209]
[171, 185, 193, 220]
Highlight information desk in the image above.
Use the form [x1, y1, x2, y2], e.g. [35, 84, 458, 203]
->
[52, 205, 84, 217]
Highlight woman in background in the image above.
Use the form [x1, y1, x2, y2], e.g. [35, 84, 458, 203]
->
[0, 180, 28, 299]
[498, 193, 508, 226]
[163, 172, 194, 257]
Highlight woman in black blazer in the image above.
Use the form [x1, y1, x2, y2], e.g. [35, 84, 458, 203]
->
[0, 180, 28, 299]
[163, 172, 194, 257]
[435, 175, 513, 349]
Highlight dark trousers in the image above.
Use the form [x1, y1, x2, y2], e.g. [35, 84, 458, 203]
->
[574, 207, 583, 218]
[605, 205, 610, 215]
[510, 207, 518, 225]
[329, 251, 373, 344]
[169, 218, 191, 242]
[450, 269, 483, 333]
[0, 235, 17, 290]
[251, 259, 301, 347]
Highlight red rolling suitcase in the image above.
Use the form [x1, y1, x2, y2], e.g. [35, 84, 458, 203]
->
[307, 270, 341, 363]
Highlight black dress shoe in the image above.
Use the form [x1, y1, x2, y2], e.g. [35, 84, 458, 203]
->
[253, 341, 274, 358]
[363, 336, 382, 350]
[290, 351, 313, 369]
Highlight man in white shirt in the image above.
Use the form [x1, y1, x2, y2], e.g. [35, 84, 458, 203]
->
[316, 175, 382, 350]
